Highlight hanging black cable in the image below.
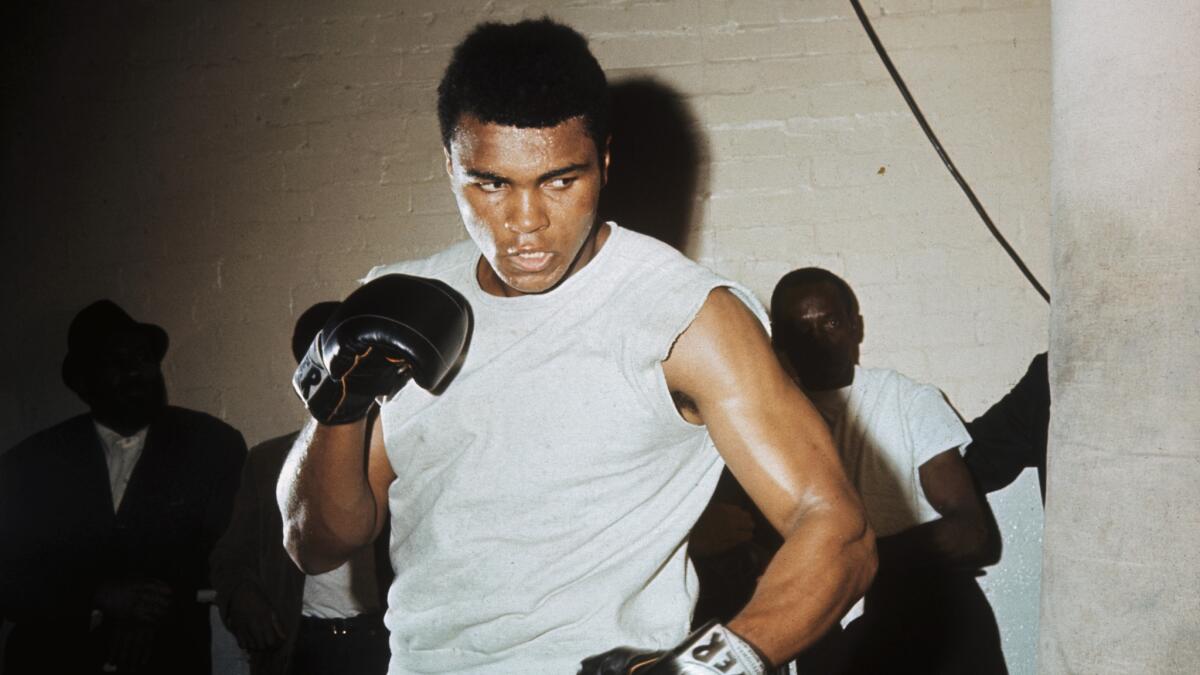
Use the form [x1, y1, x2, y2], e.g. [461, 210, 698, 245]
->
[847, 0, 1050, 303]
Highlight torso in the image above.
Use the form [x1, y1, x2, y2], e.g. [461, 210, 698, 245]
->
[366, 223, 767, 673]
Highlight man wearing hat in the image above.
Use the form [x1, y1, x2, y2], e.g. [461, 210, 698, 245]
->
[0, 300, 246, 674]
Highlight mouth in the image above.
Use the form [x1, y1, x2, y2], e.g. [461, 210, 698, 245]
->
[507, 250, 555, 273]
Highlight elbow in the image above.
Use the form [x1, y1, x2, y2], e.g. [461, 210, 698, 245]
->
[951, 511, 1002, 569]
[282, 520, 344, 575]
[279, 500, 362, 575]
[806, 500, 876, 600]
[802, 496, 876, 601]
[275, 466, 357, 575]
[277, 487, 327, 574]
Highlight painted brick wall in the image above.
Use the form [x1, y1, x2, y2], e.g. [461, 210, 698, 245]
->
[1, 1, 1050, 671]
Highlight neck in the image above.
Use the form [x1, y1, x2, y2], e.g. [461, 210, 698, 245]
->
[799, 362, 855, 392]
[91, 407, 160, 437]
[93, 416, 148, 438]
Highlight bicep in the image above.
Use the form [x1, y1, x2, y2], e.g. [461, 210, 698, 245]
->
[662, 288, 859, 535]
[366, 415, 395, 541]
[918, 449, 983, 517]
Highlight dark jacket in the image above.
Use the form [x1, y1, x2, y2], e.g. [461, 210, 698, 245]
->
[0, 406, 246, 675]
[209, 431, 393, 675]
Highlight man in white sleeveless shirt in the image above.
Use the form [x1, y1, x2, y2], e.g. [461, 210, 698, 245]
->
[276, 19, 876, 675]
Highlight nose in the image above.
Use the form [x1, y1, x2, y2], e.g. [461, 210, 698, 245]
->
[506, 188, 549, 234]
[118, 357, 157, 382]
[791, 319, 821, 339]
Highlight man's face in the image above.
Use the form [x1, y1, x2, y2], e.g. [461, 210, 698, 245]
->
[81, 330, 167, 432]
[772, 283, 862, 390]
[445, 115, 609, 297]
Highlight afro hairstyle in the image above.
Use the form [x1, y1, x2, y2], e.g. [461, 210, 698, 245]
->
[437, 18, 609, 157]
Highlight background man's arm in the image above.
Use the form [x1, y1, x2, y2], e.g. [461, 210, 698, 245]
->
[210, 447, 288, 651]
[276, 416, 394, 574]
[964, 351, 1050, 497]
[663, 288, 876, 666]
[210, 453, 266, 617]
[876, 448, 1001, 576]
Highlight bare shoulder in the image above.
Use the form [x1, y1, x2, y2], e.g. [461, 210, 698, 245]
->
[663, 286, 777, 414]
[665, 286, 770, 366]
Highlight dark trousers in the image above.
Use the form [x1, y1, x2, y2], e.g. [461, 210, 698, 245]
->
[291, 613, 389, 675]
[799, 570, 1007, 675]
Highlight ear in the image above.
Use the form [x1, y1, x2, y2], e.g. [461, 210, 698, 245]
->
[852, 314, 864, 345]
[443, 146, 454, 179]
[600, 134, 612, 186]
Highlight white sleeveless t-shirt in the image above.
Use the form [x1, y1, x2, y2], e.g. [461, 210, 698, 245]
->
[366, 223, 768, 674]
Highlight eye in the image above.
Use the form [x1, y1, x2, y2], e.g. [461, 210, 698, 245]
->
[476, 181, 506, 193]
[545, 176, 576, 190]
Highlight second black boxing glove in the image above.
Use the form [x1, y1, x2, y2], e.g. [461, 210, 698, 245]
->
[578, 621, 770, 675]
[292, 273, 470, 425]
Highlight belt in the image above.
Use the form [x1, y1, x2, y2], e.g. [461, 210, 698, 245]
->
[299, 612, 385, 636]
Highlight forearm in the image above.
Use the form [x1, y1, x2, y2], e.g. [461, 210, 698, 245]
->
[727, 509, 876, 666]
[875, 511, 996, 577]
[276, 420, 379, 573]
[210, 463, 259, 599]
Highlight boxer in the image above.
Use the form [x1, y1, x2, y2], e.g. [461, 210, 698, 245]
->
[277, 19, 876, 674]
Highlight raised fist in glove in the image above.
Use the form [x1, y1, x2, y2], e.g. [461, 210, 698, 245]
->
[293, 274, 470, 425]
[579, 621, 770, 675]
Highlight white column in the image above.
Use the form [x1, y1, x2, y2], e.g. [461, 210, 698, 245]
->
[1042, 1, 1200, 672]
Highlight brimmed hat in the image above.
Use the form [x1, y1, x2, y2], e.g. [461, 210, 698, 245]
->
[61, 300, 169, 389]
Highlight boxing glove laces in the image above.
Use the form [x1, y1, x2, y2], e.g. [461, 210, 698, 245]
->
[293, 274, 470, 425]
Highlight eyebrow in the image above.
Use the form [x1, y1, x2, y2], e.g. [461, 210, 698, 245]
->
[465, 169, 506, 183]
[464, 162, 592, 184]
[537, 163, 591, 182]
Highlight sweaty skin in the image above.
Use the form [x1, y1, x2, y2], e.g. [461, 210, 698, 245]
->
[446, 114, 611, 297]
[663, 288, 876, 663]
[277, 116, 876, 666]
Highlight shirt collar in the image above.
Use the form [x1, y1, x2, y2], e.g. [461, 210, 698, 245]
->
[93, 420, 149, 454]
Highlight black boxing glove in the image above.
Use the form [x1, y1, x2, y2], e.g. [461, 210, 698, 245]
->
[292, 274, 470, 425]
[578, 621, 770, 675]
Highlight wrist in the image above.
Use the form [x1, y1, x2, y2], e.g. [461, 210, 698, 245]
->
[670, 621, 769, 675]
[722, 625, 771, 675]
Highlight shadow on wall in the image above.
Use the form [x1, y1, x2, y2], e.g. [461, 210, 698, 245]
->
[597, 77, 709, 256]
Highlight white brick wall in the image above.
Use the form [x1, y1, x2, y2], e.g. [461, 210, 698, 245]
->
[1, 1, 1050, 671]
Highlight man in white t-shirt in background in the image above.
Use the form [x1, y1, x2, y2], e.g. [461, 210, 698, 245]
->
[770, 267, 1007, 674]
